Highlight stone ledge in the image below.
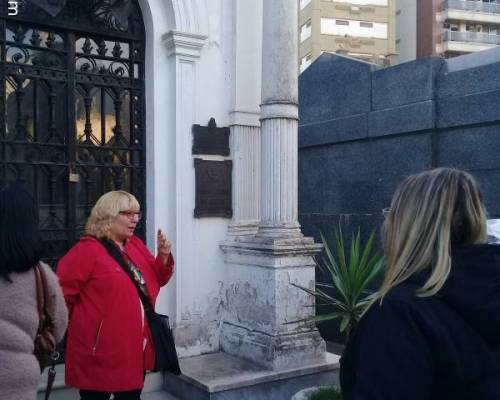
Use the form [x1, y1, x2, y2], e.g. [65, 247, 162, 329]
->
[221, 236, 322, 256]
[166, 351, 340, 393]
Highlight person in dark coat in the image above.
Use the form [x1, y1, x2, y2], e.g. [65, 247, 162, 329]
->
[340, 167, 500, 400]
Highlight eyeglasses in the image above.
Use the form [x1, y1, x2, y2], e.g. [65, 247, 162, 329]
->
[382, 207, 391, 218]
[118, 210, 142, 221]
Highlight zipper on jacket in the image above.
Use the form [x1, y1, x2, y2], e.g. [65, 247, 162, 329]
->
[92, 320, 103, 356]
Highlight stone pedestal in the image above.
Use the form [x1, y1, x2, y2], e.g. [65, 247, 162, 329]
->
[220, 238, 324, 370]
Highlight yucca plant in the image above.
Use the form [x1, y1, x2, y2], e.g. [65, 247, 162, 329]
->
[311, 387, 343, 400]
[291, 227, 383, 340]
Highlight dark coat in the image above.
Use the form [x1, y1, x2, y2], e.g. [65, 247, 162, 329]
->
[340, 244, 500, 400]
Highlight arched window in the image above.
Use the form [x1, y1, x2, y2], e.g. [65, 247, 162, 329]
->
[1, 0, 146, 265]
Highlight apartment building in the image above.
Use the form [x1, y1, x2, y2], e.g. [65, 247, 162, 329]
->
[299, 0, 396, 72]
[396, 0, 500, 64]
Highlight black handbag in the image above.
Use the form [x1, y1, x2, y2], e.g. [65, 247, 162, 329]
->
[99, 238, 181, 375]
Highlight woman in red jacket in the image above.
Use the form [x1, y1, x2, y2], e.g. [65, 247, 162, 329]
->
[57, 190, 174, 400]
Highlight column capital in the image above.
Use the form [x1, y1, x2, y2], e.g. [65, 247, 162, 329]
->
[163, 30, 207, 59]
[228, 110, 261, 127]
[260, 102, 298, 121]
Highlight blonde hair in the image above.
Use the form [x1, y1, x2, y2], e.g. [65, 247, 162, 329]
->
[85, 191, 140, 239]
[379, 168, 487, 299]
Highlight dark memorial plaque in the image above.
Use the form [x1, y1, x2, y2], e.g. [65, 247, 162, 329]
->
[192, 118, 230, 156]
[194, 159, 232, 218]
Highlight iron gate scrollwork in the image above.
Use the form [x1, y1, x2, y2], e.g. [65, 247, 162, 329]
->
[0, 0, 146, 267]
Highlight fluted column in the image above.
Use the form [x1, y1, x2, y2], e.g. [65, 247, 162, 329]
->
[228, 121, 261, 236]
[220, 0, 327, 371]
[257, 0, 301, 238]
[225, 0, 262, 238]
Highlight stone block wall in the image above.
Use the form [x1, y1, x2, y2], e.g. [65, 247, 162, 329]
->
[298, 50, 500, 341]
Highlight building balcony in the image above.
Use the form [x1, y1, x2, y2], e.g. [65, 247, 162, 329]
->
[443, 29, 500, 44]
[440, 29, 499, 52]
[441, 0, 500, 23]
[445, 0, 500, 14]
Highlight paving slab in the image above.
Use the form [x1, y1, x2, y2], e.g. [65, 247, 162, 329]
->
[164, 351, 340, 400]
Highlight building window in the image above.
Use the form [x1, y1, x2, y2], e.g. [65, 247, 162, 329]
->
[347, 52, 373, 60]
[300, 0, 312, 10]
[466, 24, 482, 32]
[323, 0, 388, 5]
[300, 20, 312, 42]
[321, 18, 388, 39]
[300, 54, 313, 73]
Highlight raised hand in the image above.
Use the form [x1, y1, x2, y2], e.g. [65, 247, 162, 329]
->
[157, 229, 172, 263]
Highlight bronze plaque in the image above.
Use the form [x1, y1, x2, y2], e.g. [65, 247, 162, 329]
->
[192, 118, 230, 156]
[194, 159, 232, 218]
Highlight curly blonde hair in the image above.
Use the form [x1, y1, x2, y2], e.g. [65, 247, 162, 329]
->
[85, 191, 140, 239]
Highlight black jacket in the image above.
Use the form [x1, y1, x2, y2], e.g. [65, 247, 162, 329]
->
[340, 244, 500, 400]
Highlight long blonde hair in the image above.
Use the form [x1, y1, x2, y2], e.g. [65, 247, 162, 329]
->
[379, 168, 487, 299]
[85, 191, 140, 239]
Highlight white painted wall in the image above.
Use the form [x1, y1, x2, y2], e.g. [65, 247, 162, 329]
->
[321, 17, 388, 39]
[300, 0, 312, 10]
[394, 0, 417, 64]
[138, 0, 263, 357]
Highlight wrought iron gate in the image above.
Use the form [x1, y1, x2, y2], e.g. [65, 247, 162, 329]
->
[0, 0, 146, 266]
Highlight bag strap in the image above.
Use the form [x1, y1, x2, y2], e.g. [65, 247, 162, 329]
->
[35, 264, 46, 330]
[99, 238, 154, 311]
[35, 264, 58, 400]
[35, 264, 54, 329]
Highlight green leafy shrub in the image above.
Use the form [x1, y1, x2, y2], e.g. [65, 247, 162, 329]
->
[291, 227, 383, 339]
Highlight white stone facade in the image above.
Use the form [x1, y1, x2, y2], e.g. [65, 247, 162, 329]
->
[138, 0, 263, 356]
[137, 1, 326, 370]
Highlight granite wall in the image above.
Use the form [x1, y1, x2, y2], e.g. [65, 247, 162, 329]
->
[298, 49, 500, 342]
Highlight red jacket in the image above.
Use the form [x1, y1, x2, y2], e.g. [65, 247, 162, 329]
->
[57, 235, 174, 391]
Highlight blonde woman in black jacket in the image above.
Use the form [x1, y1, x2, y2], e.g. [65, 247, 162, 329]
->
[340, 168, 500, 400]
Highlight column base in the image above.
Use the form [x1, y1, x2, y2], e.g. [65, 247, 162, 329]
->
[220, 236, 325, 371]
[221, 235, 323, 261]
[220, 323, 326, 370]
[226, 221, 260, 237]
[255, 223, 303, 240]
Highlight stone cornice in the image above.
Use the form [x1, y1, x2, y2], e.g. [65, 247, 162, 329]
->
[163, 30, 207, 59]
[229, 110, 261, 127]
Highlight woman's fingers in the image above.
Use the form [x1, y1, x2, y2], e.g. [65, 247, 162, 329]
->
[157, 229, 171, 255]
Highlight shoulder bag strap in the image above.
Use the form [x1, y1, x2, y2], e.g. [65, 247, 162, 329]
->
[34, 264, 45, 330]
[99, 238, 154, 311]
[35, 264, 58, 400]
